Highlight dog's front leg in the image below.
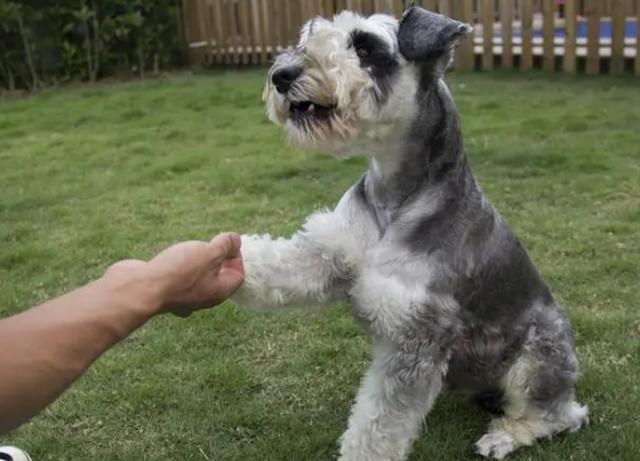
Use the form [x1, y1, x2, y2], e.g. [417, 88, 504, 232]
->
[338, 340, 446, 461]
[232, 231, 340, 309]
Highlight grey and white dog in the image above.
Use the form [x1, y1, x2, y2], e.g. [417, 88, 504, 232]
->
[233, 6, 588, 460]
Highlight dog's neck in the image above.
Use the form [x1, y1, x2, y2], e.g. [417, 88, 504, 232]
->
[364, 78, 473, 223]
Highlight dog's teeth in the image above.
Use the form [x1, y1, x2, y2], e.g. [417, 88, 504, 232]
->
[307, 103, 315, 112]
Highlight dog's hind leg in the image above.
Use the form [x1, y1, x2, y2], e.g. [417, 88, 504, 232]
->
[474, 309, 588, 459]
[338, 341, 447, 461]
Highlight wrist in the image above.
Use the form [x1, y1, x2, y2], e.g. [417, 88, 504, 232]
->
[98, 265, 166, 318]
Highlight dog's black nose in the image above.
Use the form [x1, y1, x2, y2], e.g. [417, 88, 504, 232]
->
[271, 66, 302, 94]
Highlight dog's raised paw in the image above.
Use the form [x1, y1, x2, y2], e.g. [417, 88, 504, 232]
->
[474, 430, 515, 460]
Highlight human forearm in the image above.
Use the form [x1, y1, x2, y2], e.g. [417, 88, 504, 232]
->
[0, 275, 158, 434]
[0, 234, 243, 435]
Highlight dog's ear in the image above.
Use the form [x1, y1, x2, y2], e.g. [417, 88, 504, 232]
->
[398, 6, 472, 75]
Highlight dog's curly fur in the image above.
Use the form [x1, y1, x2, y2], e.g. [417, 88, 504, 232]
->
[233, 7, 588, 460]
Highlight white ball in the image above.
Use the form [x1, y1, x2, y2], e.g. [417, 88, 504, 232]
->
[0, 446, 32, 461]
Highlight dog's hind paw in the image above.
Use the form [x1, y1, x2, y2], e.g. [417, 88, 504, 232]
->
[474, 430, 515, 460]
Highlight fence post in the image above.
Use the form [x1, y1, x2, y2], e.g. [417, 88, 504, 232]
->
[610, 0, 625, 74]
[500, 0, 514, 69]
[521, 0, 534, 70]
[563, 0, 577, 74]
[585, 0, 601, 75]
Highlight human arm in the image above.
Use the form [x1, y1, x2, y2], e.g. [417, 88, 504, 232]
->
[0, 233, 244, 434]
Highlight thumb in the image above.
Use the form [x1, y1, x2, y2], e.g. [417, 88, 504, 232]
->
[209, 233, 242, 261]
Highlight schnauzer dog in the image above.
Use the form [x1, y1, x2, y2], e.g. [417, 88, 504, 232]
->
[233, 6, 588, 460]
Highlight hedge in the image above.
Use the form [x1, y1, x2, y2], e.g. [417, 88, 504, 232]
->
[0, 0, 185, 90]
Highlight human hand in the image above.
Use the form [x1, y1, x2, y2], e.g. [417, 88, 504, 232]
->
[105, 233, 244, 317]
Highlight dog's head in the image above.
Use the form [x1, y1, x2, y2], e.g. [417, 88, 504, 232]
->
[264, 6, 471, 154]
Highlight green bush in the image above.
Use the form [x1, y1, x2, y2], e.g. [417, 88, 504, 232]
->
[0, 0, 184, 90]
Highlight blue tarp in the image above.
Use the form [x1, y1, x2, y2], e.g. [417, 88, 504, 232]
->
[510, 19, 637, 39]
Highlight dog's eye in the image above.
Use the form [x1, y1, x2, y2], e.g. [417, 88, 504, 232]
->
[356, 47, 369, 58]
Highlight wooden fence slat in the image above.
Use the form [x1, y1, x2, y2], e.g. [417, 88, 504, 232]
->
[392, 0, 404, 18]
[423, 0, 437, 11]
[203, 0, 214, 63]
[542, 0, 555, 72]
[281, 0, 289, 46]
[285, 0, 295, 46]
[272, 0, 281, 50]
[586, 0, 601, 75]
[218, 0, 230, 64]
[239, 0, 251, 64]
[627, 0, 635, 15]
[449, 0, 463, 24]
[482, 0, 495, 70]
[181, 0, 192, 46]
[211, 0, 224, 64]
[250, 0, 264, 63]
[234, 0, 243, 64]
[182, 0, 195, 65]
[438, 0, 450, 16]
[563, 0, 577, 74]
[273, 0, 282, 54]
[221, 0, 232, 64]
[610, 0, 625, 74]
[454, 0, 474, 71]
[500, 0, 513, 69]
[217, 0, 225, 63]
[364, 0, 375, 15]
[310, 0, 322, 17]
[202, 0, 214, 65]
[521, 0, 534, 70]
[637, 0, 640, 75]
[266, 0, 277, 58]
[194, 0, 208, 65]
[323, 0, 334, 17]
[224, 0, 238, 65]
[246, 0, 259, 63]
[260, 0, 272, 61]
[280, 0, 295, 48]
[290, 0, 303, 44]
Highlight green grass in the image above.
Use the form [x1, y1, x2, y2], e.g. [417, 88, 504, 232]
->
[1, 69, 639, 460]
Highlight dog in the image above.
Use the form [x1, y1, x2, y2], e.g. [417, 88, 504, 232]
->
[232, 6, 588, 460]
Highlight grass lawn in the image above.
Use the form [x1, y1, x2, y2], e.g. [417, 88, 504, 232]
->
[0, 69, 638, 461]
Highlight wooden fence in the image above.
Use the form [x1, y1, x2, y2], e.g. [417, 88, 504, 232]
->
[182, 0, 640, 75]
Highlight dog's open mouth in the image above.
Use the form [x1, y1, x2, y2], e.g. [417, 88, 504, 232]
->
[288, 100, 336, 122]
